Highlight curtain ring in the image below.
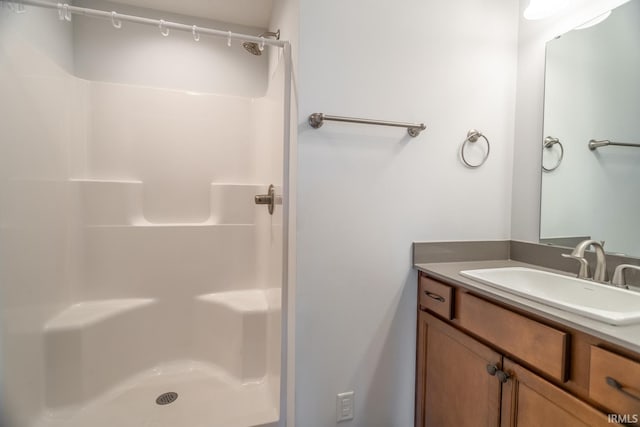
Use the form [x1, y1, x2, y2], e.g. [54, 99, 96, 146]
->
[111, 11, 122, 29]
[159, 19, 169, 37]
[258, 36, 266, 52]
[63, 3, 71, 21]
[460, 129, 490, 168]
[57, 3, 64, 20]
[9, 1, 26, 13]
[227, 31, 232, 47]
[192, 25, 200, 42]
[542, 136, 564, 172]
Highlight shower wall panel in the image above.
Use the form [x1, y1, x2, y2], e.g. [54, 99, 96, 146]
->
[252, 59, 286, 408]
[0, 6, 80, 427]
[72, 0, 270, 96]
[81, 83, 257, 223]
[0, 3, 286, 426]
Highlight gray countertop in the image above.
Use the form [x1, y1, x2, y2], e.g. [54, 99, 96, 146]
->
[415, 259, 640, 354]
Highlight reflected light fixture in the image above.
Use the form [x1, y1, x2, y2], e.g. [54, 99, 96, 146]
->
[524, 0, 569, 20]
[574, 10, 612, 29]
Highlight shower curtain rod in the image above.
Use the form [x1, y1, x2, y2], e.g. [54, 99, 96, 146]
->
[7, 0, 287, 48]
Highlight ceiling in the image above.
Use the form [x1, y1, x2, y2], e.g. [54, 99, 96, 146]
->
[106, 0, 273, 28]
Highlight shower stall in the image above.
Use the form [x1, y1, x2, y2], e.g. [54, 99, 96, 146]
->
[0, 1, 291, 426]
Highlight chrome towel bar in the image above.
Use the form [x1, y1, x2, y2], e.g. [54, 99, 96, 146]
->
[588, 139, 640, 150]
[308, 113, 426, 137]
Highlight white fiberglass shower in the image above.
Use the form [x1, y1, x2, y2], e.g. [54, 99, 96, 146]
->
[0, 1, 291, 426]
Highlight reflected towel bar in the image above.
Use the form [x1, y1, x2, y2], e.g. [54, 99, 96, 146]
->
[588, 139, 640, 150]
[308, 113, 426, 137]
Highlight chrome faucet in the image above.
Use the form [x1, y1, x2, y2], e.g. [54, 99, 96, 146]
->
[562, 239, 607, 282]
[611, 264, 640, 289]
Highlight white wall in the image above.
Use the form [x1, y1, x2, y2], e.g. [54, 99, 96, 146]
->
[510, 0, 630, 242]
[540, 0, 640, 256]
[296, 0, 518, 425]
[73, 0, 269, 96]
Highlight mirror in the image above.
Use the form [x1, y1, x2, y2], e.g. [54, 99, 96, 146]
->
[539, 0, 640, 256]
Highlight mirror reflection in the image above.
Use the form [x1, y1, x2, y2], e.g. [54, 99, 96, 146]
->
[540, 0, 640, 256]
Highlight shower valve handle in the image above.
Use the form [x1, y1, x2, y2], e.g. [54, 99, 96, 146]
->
[255, 184, 276, 215]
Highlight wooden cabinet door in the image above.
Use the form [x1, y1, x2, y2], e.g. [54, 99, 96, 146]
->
[416, 311, 502, 427]
[501, 358, 618, 427]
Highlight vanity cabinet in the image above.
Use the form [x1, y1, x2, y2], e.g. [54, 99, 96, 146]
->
[416, 311, 501, 427]
[589, 346, 640, 420]
[501, 358, 614, 427]
[415, 272, 637, 427]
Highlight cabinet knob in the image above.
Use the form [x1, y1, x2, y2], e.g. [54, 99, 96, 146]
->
[496, 370, 511, 384]
[486, 364, 510, 383]
[486, 364, 498, 376]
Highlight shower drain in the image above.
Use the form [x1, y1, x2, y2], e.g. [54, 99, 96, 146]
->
[155, 392, 179, 406]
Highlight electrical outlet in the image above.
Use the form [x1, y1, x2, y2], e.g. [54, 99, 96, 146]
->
[336, 391, 354, 422]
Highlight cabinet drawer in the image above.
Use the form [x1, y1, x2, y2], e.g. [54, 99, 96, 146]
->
[419, 276, 453, 320]
[457, 292, 568, 382]
[590, 346, 640, 418]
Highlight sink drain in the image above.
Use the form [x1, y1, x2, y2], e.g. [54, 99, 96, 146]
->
[155, 392, 178, 405]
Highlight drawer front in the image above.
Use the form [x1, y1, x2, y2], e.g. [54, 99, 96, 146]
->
[590, 346, 640, 418]
[419, 276, 453, 320]
[457, 292, 568, 382]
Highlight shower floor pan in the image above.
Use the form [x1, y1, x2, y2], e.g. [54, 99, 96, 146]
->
[35, 360, 278, 427]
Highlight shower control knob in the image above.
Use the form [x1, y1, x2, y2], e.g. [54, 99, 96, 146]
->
[255, 184, 276, 215]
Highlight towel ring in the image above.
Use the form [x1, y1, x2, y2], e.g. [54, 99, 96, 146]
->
[542, 136, 563, 172]
[460, 129, 490, 168]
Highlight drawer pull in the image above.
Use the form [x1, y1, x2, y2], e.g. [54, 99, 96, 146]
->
[606, 376, 640, 402]
[424, 291, 445, 303]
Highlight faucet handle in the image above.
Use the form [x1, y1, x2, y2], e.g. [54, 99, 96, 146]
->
[562, 253, 590, 279]
[611, 264, 640, 289]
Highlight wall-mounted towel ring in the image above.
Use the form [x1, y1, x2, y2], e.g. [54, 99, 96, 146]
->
[460, 129, 490, 168]
[542, 136, 563, 172]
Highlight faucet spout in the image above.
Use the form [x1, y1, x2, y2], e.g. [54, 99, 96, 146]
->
[611, 264, 640, 289]
[565, 239, 607, 282]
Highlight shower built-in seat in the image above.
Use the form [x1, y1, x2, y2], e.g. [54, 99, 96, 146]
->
[35, 179, 280, 427]
[39, 290, 278, 427]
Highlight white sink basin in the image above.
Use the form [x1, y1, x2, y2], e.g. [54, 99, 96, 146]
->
[459, 267, 640, 326]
